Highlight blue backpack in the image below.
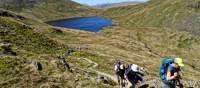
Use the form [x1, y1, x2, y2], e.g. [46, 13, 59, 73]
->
[160, 58, 175, 81]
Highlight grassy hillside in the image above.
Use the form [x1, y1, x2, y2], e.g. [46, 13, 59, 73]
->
[0, 16, 118, 88]
[104, 0, 200, 35]
[38, 24, 200, 87]
[0, 0, 100, 21]
[0, 0, 200, 87]
[28, 16, 200, 85]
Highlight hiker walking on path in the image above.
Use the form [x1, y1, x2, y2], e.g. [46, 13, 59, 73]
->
[160, 58, 184, 88]
[124, 64, 144, 88]
[58, 56, 72, 72]
[114, 61, 126, 88]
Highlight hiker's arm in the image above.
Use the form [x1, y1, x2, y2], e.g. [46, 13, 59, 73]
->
[114, 65, 117, 71]
[136, 72, 144, 76]
[166, 71, 177, 81]
[124, 70, 129, 80]
[124, 69, 130, 76]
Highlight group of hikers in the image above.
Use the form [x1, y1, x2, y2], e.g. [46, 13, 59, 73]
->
[58, 49, 185, 88]
[114, 57, 184, 88]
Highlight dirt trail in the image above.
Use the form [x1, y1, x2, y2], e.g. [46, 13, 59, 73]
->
[91, 69, 118, 83]
[78, 58, 118, 83]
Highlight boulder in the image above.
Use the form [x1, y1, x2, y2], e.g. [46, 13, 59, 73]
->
[34, 61, 43, 71]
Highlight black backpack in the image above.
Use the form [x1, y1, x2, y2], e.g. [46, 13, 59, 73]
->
[116, 64, 125, 74]
[125, 64, 135, 76]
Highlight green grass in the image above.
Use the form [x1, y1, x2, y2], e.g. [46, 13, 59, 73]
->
[0, 57, 21, 81]
[103, 0, 200, 35]
[23, 0, 100, 21]
[0, 0, 101, 21]
[0, 17, 66, 54]
[0, 16, 117, 87]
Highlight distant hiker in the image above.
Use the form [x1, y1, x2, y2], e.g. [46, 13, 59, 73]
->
[125, 64, 144, 88]
[68, 48, 74, 55]
[65, 48, 74, 57]
[160, 58, 184, 88]
[114, 61, 126, 87]
[58, 56, 72, 72]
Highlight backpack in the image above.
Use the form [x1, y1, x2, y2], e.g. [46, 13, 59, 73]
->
[125, 64, 144, 84]
[116, 64, 125, 75]
[160, 58, 175, 81]
[125, 64, 136, 77]
[126, 64, 132, 72]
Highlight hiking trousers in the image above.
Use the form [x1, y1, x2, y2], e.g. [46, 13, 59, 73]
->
[126, 77, 136, 88]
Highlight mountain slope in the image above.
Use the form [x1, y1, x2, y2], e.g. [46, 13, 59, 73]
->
[0, 15, 117, 88]
[104, 0, 200, 35]
[92, 1, 142, 9]
[0, 0, 100, 21]
[0, 0, 200, 88]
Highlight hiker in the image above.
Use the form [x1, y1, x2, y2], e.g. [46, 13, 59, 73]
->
[58, 56, 72, 72]
[124, 64, 144, 88]
[160, 58, 184, 88]
[114, 61, 126, 87]
[65, 48, 74, 56]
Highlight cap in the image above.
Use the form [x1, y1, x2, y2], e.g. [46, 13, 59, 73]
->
[131, 64, 139, 72]
[174, 58, 184, 67]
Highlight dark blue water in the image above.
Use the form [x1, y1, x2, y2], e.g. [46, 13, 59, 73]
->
[47, 16, 112, 32]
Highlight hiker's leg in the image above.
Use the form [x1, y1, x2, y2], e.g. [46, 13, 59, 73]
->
[127, 81, 132, 88]
[116, 75, 120, 85]
[170, 83, 176, 88]
[131, 83, 135, 88]
[121, 78, 125, 87]
[119, 77, 122, 88]
[120, 76, 126, 88]
[127, 79, 133, 88]
[64, 63, 72, 72]
[130, 79, 136, 88]
[161, 81, 171, 88]
[119, 76, 122, 84]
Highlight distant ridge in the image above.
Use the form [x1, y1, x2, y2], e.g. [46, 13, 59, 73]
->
[92, 1, 143, 9]
[0, 0, 98, 21]
[104, 0, 200, 35]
